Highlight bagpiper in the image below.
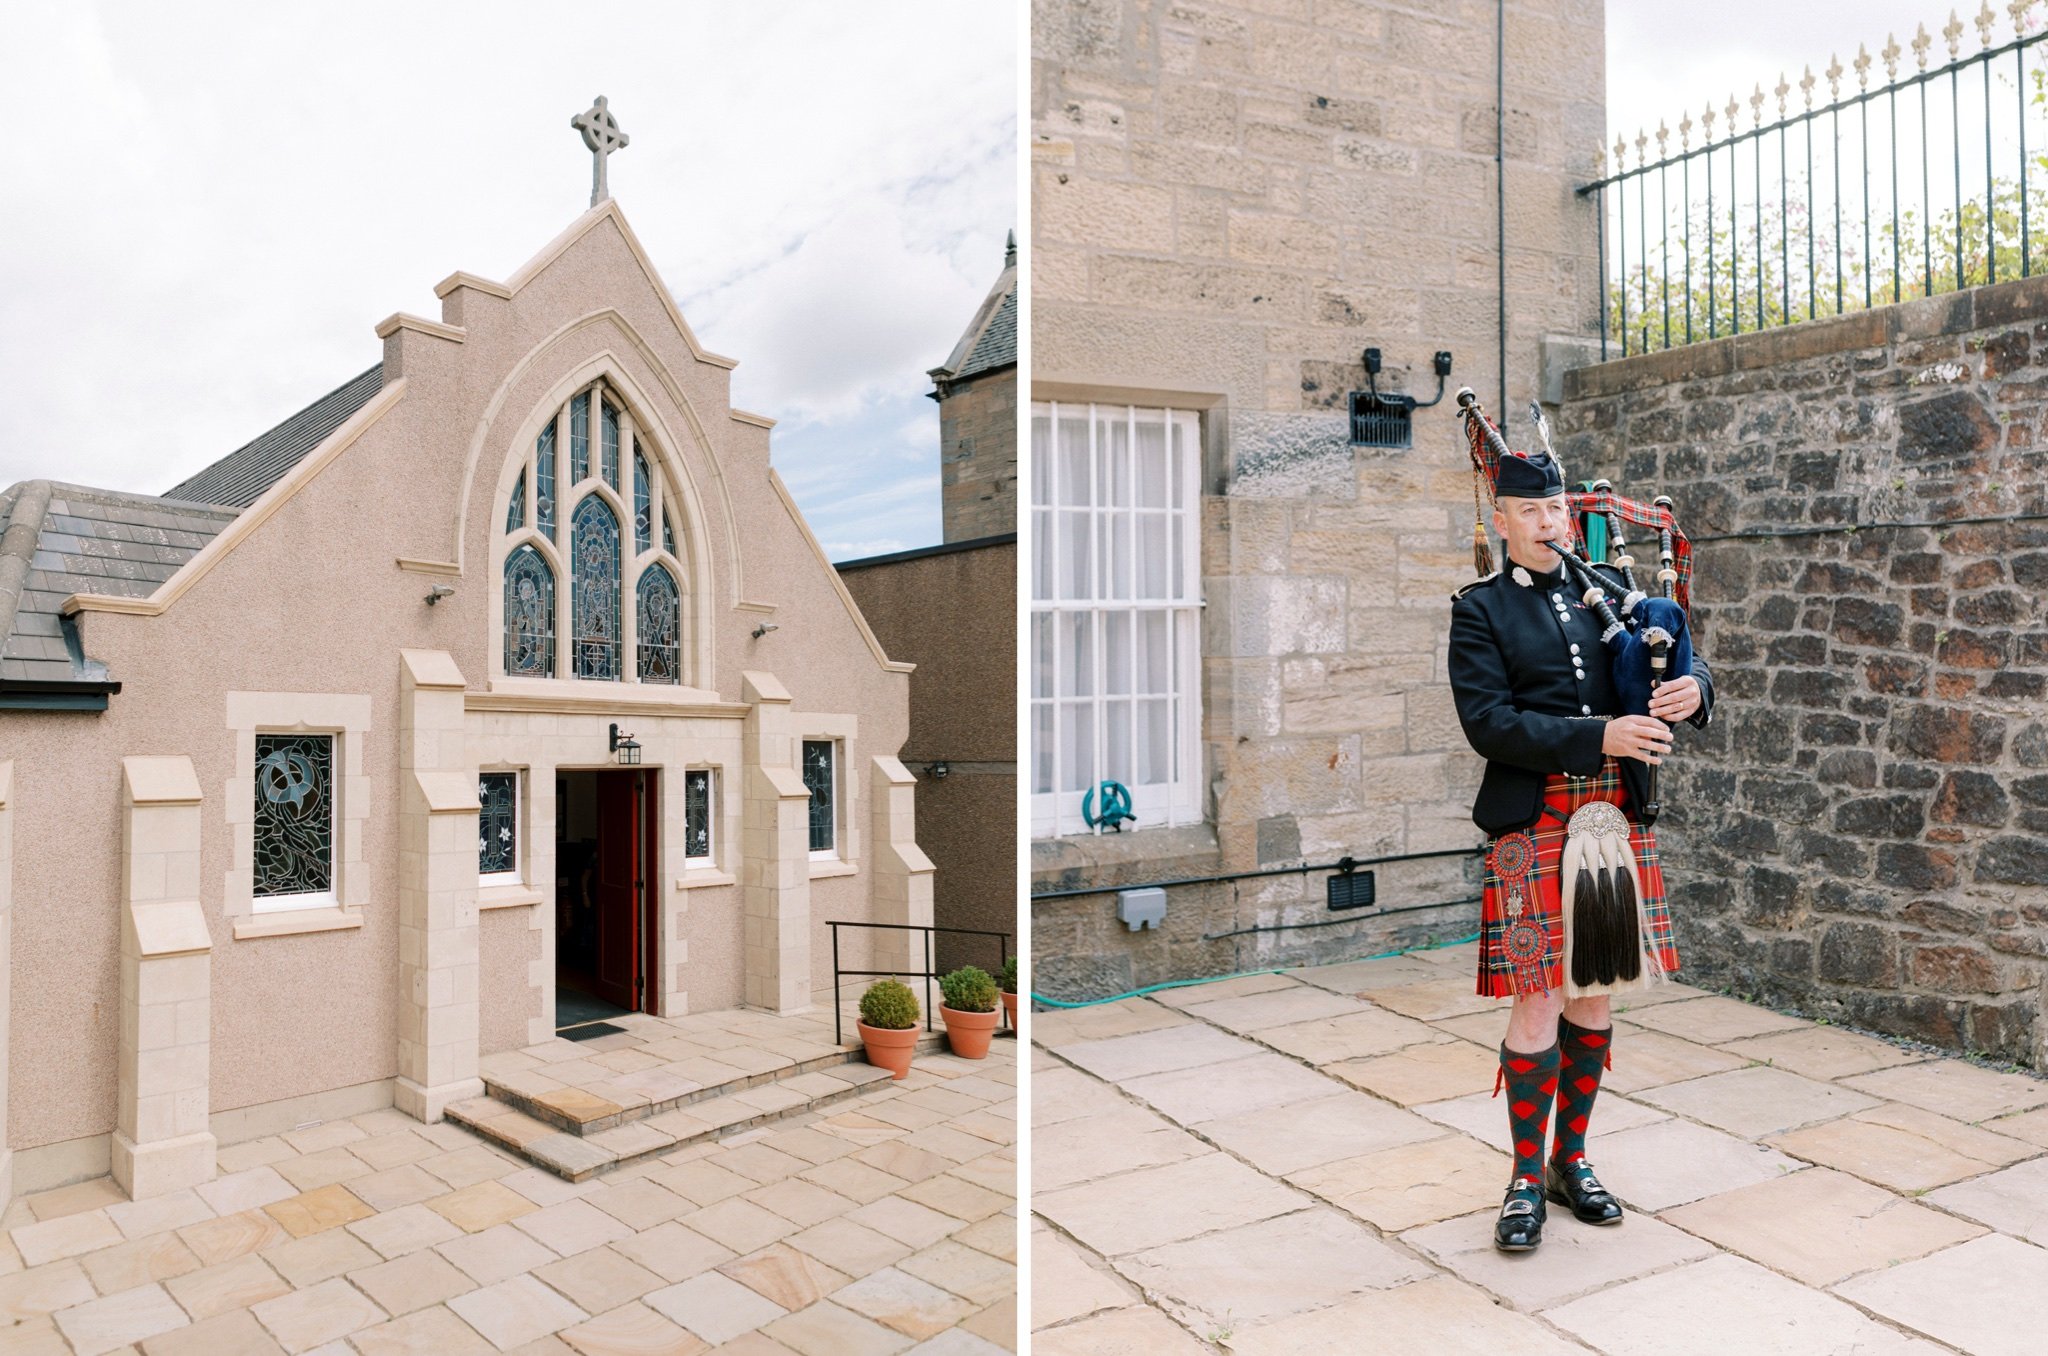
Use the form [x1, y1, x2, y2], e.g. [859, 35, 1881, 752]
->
[1446, 407, 1715, 1252]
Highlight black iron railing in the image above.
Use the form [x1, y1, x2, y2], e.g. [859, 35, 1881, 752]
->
[1582, 15, 2048, 359]
[827, 921, 1013, 1045]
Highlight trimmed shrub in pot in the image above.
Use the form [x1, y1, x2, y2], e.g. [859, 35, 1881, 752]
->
[858, 978, 921, 1079]
[938, 965, 1000, 1059]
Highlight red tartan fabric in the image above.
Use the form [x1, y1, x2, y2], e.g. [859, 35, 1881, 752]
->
[1462, 414, 1694, 611]
[1476, 755, 1679, 999]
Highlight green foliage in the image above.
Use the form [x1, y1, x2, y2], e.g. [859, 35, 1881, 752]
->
[998, 955, 1019, 994]
[860, 979, 920, 1030]
[939, 966, 999, 1014]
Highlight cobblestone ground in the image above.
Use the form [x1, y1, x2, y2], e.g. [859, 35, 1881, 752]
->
[1032, 943, 2048, 1356]
[0, 1042, 1015, 1354]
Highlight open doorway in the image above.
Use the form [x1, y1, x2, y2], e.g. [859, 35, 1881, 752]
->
[555, 767, 658, 1035]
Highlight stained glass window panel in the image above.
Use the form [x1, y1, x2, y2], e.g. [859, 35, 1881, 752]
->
[571, 392, 590, 481]
[684, 769, 712, 862]
[633, 452, 653, 554]
[602, 400, 621, 492]
[253, 734, 333, 900]
[505, 471, 526, 533]
[802, 739, 835, 853]
[571, 497, 621, 680]
[663, 507, 676, 556]
[503, 545, 555, 677]
[636, 563, 681, 684]
[536, 422, 557, 535]
[479, 772, 518, 877]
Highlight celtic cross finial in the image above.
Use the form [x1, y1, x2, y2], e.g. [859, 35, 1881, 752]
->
[571, 95, 630, 208]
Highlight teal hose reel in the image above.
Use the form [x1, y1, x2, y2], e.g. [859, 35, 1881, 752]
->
[1081, 779, 1136, 831]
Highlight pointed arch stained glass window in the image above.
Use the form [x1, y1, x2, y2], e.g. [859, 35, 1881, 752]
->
[636, 562, 681, 684]
[602, 400, 622, 492]
[634, 452, 653, 554]
[571, 496, 622, 680]
[571, 392, 591, 482]
[663, 506, 676, 556]
[505, 470, 526, 533]
[535, 422, 557, 536]
[504, 544, 555, 677]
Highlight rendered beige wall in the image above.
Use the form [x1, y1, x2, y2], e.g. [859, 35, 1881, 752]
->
[0, 204, 917, 1157]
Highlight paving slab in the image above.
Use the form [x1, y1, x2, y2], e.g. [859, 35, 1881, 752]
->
[1032, 1303, 1210, 1353]
[1634, 1065, 1880, 1138]
[1195, 1090, 1445, 1174]
[1146, 973, 1301, 1010]
[1834, 1233, 2048, 1356]
[1029, 1104, 1210, 1193]
[1663, 1166, 1985, 1286]
[1546, 1252, 1943, 1354]
[1324, 1039, 1501, 1106]
[1925, 1155, 2048, 1245]
[1287, 956, 1446, 993]
[1177, 985, 1371, 1033]
[1112, 1206, 1430, 1332]
[1121, 1053, 1342, 1124]
[1618, 996, 1809, 1044]
[1285, 1135, 1507, 1232]
[1052, 1024, 1259, 1083]
[1250, 1008, 1450, 1064]
[1223, 1274, 1586, 1355]
[1718, 1026, 1925, 1081]
[1841, 1060, 2048, 1122]
[1362, 978, 1503, 1023]
[1031, 1068, 1132, 1127]
[1034, 1154, 1305, 1257]
[1581, 1118, 1801, 1211]
[1598, 1028, 1752, 1095]
[1770, 1102, 2039, 1193]
[1026, 999, 1188, 1049]
[1027, 1229, 1132, 1331]
[1402, 1205, 1716, 1310]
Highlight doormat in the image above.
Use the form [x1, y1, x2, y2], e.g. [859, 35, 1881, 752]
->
[558, 1021, 626, 1041]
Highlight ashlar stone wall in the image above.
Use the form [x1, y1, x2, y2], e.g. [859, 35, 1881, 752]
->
[1558, 276, 2048, 1068]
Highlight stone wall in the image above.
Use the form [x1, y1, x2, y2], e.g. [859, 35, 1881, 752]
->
[1558, 275, 2048, 1068]
[1030, 0, 1605, 996]
[940, 369, 1019, 544]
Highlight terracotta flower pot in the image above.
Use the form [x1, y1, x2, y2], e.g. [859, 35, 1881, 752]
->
[858, 1019, 920, 1079]
[940, 1004, 1000, 1059]
[1001, 991, 1018, 1030]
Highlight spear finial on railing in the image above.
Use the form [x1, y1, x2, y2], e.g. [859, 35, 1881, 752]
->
[1883, 33, 1902, 81]
[1800, 65, 1817, 109]
[1775, 73, 1790, 117]
[1656, 120, 1669, 157]
[1726, 94, 1741, 134]
[1945, 10, 1965, 59]
[1854, 44, 1872, 90]
[1914, 22, 1933, 68]
[1679, 109, 1693, 150]
[1702, 101, 1717, 143]
[2012, 1, 2035, 38]
[1827, 53, 1844, 100]
[1751, 84, 1765, 129]
[1614, 134, 1627, 169]
[1636, 128, 1649, 166]
[1977, 1, 1998, 46]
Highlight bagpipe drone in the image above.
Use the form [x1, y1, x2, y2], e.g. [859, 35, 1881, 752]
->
[1458, 388, 1696, 992]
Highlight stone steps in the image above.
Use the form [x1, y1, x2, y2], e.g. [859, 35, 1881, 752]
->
[447, 1031, 947, 1181]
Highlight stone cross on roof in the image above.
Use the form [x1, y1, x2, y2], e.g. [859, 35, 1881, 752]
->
[571, 95, 630, 208]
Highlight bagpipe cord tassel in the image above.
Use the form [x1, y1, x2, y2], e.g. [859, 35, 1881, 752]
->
[1472, 472, 1495, 577]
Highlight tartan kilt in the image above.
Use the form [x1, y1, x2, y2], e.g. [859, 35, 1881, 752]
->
[1476, 756, 1678, 998]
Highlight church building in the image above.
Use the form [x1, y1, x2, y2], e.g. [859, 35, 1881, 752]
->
[0, 123, 936, 1201]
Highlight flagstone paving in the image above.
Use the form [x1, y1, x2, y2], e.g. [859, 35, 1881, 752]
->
[1031, 942, 2048, 1354]
[0, 1040, 1015, 1353]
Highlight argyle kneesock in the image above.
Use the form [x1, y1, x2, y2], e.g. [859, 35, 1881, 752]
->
[1495, 1042, 1561, 1183]
[1552, 1016, 1613, 1168]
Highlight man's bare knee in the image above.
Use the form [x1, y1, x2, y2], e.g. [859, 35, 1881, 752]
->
[1505, 989, 1564, 1051]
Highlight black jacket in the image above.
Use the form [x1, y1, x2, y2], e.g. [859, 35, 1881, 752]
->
[1448, 557, 1714, 835]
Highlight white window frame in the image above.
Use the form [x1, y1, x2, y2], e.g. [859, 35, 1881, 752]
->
[802, 738, 839, 860]
[683, 766, 717, 869]
[1030, 401, 1204, 839]
[250, 731, 339, 915]
[479, 769, 523, 887]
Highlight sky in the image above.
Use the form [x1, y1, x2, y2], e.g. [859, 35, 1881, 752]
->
[0, 2, 1018, 561]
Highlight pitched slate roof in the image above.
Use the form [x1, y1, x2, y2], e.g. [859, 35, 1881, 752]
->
[0, 482, 240, 684]
[929, 233, 1017, 392]
[164, 364, 383, 508]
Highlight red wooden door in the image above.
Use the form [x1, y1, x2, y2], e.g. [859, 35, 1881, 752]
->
[592, 772, 640, 1011]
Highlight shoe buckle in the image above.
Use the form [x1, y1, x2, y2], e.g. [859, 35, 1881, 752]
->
[1501, 1197, 1536, 1218]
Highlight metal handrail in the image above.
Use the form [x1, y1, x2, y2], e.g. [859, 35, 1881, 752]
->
[826, 921, 1013, 1046]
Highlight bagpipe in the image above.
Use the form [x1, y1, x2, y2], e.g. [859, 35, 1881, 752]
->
[1458, 389, 1696, 994]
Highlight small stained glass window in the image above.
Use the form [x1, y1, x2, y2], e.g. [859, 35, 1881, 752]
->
[634, 451, 653, 554]
[572, 496, 621, 680]
[684, 768, 713, 864]
[253, 733, 334, 905]
[536, 422, 557, 536]
[637, 563, 681, 684]
[505, 471, 526, 534]
[479, 771, 519, 879]
[802, 739, 835, 854]
[504, 544, 556, 677]
[571, 392, 590, 481]
[663, 506, 676, 557]
[602, 400, 622, 493]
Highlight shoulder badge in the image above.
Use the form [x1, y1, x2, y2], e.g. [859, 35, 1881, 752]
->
[1452, 570, 1501, 602]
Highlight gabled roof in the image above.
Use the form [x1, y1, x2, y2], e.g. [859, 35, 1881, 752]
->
[164, 365, 384, 507]
[929, 232, 1017, 395]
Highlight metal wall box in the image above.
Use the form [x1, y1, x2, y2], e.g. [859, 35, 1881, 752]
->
[1116, 886, 1167, 932]
[1327, 869, 1377, 911]
[1348, 391, 1413, 449]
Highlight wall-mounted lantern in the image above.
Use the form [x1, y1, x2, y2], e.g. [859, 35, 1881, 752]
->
[609, 723, 642, 765]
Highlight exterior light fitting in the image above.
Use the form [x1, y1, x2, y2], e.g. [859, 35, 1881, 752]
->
[609, 722, 642, 765]
[752, 622, 780, 639]
[424, 583, 455, 605]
